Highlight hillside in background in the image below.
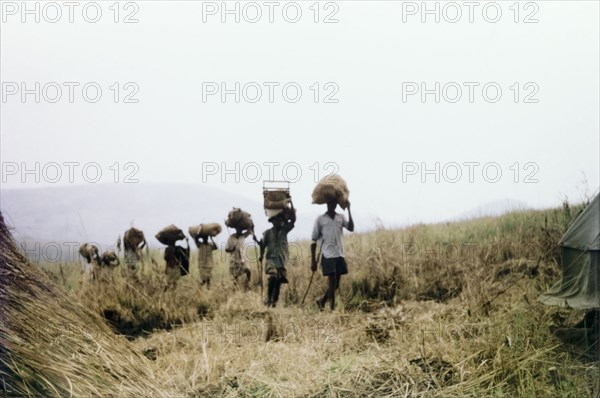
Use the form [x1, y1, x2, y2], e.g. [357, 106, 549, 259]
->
[453, 198, 531, 220]
[0, 183, 316, 250]
[2, 183, 568, 262]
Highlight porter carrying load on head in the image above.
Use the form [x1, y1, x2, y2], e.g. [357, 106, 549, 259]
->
[189, 223, 221, 288]
[225, 208, 256, 291]
[78, 243, 101, 282]
[164, 241, 190, 288]
[156, 225, 189, 289]
[123, 227, 146, 280]
[310, 175, 354, 311]
[258, 199, 296, 308]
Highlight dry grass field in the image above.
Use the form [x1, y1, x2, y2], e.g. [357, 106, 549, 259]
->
[3, 202, 599, 397]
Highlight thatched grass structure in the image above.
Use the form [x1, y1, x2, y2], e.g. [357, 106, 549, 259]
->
[0, 213, 171, 396]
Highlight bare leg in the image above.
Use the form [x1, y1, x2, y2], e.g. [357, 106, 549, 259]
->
[244, 268, 251, 291]
[328, 274, 337, 310]
[272, 281, 281, 307]
[318, 274, 336, 310]
[266, 277, 275, 306]
[319, 288, 328, 307]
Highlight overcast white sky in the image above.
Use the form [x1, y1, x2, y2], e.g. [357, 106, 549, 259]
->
[1, 1, 599, 226]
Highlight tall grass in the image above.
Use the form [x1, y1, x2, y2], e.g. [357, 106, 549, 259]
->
[31, 203, 598, 397]
[0, 214, 173, 397]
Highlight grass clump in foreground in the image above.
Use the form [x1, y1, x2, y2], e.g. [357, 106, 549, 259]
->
[0, 214, 173, 397]
[17, 203, 600, 396]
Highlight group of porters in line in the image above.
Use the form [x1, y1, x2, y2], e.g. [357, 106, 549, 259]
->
[78, 176, 354, 310]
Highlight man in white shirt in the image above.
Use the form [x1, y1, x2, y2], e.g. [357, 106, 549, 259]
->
[311, 200, 354, 310]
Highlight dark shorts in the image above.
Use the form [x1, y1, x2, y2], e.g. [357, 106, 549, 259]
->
[321, 256, 348, 276]
[265, 262, 288, 284]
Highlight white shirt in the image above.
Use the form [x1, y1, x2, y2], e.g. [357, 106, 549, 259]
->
[312, 213, 349, 258]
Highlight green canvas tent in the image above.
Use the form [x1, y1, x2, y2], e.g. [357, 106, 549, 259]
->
[539, 193, 600, 309]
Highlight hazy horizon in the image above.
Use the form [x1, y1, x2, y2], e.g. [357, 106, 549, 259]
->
[2, 1, 599, 229]
[2, 181, 594, 247]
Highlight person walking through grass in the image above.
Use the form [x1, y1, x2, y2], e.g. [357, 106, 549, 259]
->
[259, 203, 296, 307]
[311, 200, 354, 311]
[164, 238, 190, 290]
[193, 235, 217, 289]
[123, 228, 146, 281]
[225, 228, 253, 290]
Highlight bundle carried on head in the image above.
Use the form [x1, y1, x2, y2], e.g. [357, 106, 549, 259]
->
[312, 174, 350, 209]
[268, 205, 296, 222]
[264, 190, 291, 210]
[264, 189, 292, 218]
[78, 243, 99, 263]
[124, 227, 145, 249]
[155, 224, 185, 245]
[100, 251, 120, 268]
[225, 208, 254, 231]
[188, 223, 222, 239]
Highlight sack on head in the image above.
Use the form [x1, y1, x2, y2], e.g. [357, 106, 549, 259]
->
[155, 224, 185, 245]
[225, 208, 254, 231]
[264, 197, 290, 210]
[189, 223, 222, 239]
[264, 190, 291, 210]
[79, 243, 99, 263]
[312, 174, 350, 209]
[124, 227, 145, 250]
[268, 206, 296, 222]
[101, 251, 120, 268]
